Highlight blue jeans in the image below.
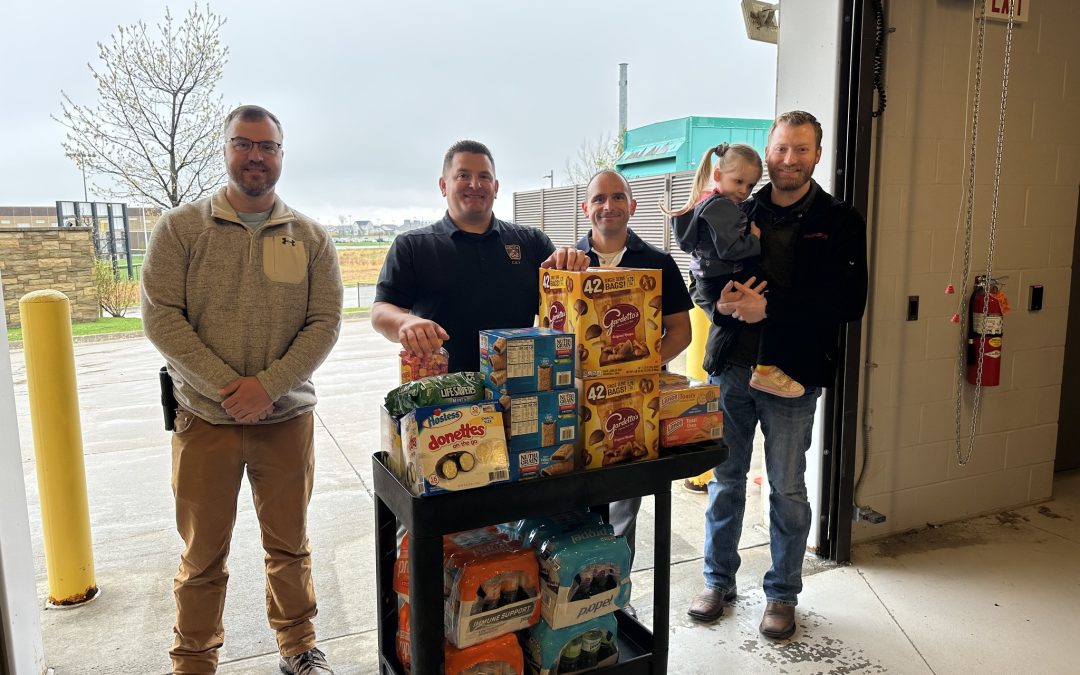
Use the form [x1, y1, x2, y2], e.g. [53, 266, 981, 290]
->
[703, 364, 821, 605]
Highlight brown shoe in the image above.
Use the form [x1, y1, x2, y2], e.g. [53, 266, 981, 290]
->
[759, 602, 796, 640]
[687, 586, 737, 622]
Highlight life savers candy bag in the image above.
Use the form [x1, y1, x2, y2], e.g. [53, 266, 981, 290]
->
[524, 612, 619, 675]
[535, 524, 631, 628]
[660, 412, 724, 447]
[444, 530, 541, 648]
[658, 371, 721, 419]
[579, 375, 660, 469]
[397, 603, 524, 675]
[399, 347, 449, 385]
[401, 401, 510, 496]
[480, 327, 575, 396]
[384, 371, 486, 417]
[539, 268, 662, 378]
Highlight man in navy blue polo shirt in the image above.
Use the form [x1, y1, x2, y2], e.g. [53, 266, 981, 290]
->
[576, 169, 694, 563]
[372, 140, 587, 373]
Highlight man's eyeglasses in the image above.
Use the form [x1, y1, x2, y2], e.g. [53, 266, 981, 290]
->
[227, 137, 282, 155]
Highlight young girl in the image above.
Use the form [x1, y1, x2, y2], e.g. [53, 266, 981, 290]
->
[667, 143, 804, 398]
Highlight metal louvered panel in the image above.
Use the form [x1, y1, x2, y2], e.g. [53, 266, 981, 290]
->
[539, 186, 579, 247]
[626, 175, 668, 253]
[514, 191, 544, 229]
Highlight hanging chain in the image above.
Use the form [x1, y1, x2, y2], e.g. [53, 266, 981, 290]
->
[955, 3, 1016, 465]
[954, 6, 986, 465]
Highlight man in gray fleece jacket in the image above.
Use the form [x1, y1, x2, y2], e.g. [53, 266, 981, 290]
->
[141, 105, 342, 675]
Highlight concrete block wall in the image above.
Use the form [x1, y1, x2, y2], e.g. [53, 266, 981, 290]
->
[854, 1, 1078, 539]
[0, 228, 98, 328]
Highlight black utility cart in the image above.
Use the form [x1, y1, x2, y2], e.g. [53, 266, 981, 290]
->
[374, 441, 727, 675]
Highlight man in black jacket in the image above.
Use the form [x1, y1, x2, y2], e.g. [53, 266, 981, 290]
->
[686, 111, 867, 640]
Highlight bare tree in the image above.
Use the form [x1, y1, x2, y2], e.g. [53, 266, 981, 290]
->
[564, 132, 625, 186]
[55, 5, 229, 209]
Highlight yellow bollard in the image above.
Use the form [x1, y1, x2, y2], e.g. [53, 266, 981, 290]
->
[19, 289, 98, 607]
[686, 304, 711, 382]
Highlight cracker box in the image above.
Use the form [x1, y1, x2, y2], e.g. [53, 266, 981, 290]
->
[578, 375, 660, 469]
[539, 268, 663, 379]
[659, 412, 724, 448]
[480, 328, 575, 396]
[402, 401, 510, 496]
[505, 389, 578, 451]
[658, 372, 722, 419]
[508, 442, 577, 481]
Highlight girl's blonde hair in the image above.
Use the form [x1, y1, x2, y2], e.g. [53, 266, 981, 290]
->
[662, 143, 762, 216]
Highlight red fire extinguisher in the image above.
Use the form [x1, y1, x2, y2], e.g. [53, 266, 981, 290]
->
[966, 275, 1009, 386]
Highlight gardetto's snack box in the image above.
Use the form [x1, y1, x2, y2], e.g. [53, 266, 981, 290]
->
[480, 327, 575, 396]
[539, 268, 662, 379]
[401, 401, 510, 496]
[578, 375, 660, 469]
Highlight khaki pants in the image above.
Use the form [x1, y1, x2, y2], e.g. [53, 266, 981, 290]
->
[169, 410, 318, 675]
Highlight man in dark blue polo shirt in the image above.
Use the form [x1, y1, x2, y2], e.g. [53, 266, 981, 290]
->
[576, 169, 694, 563]
[372, 140, 587, 372]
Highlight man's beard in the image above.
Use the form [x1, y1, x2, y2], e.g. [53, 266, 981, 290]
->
[769, 165, 812, 191]
[230, 162, 277, 197]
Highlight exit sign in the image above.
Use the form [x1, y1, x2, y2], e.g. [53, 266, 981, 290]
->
[983, 0, 1029, 22]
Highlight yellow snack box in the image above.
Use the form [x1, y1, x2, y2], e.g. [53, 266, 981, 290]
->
[578, 375, 660, 469]
[658, 372, 721, 420]
[539, 268, 662, 379]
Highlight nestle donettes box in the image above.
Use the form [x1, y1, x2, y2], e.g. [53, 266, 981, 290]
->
[401, 401, 510, 496]
[539, 268, 662, 379]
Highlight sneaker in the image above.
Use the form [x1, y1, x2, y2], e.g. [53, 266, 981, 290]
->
[279, 647, 334, 675]
[749, 366, 805, 398]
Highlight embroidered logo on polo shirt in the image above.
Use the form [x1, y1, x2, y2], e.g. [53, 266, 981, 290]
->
[504, 244, 522, 263]
[803, 232, 828, 240]
[281, 236, 297, 246]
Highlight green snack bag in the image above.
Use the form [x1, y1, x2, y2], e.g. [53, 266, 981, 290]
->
[383, 371, 486, 417]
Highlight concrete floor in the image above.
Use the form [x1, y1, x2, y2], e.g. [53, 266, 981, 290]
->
[8, 319, 1079, 674]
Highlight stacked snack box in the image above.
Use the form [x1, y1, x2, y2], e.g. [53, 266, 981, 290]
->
[657, 371, 724, 447]
[480, 328, 579, 480]
[539, 268, 662, 470]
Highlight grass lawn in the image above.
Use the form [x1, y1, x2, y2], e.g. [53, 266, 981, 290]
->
[7, 316, 142, 343]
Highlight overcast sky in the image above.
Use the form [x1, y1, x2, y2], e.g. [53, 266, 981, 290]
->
[0, 1, 776, 224]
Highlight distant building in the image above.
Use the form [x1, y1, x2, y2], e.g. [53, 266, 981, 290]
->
[616, 116, 772, 178]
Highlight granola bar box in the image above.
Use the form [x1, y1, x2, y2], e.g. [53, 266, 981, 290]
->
[480, 327, 575, 396]
[539, 268, 662, 379]
[503, 388, 578, 452]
